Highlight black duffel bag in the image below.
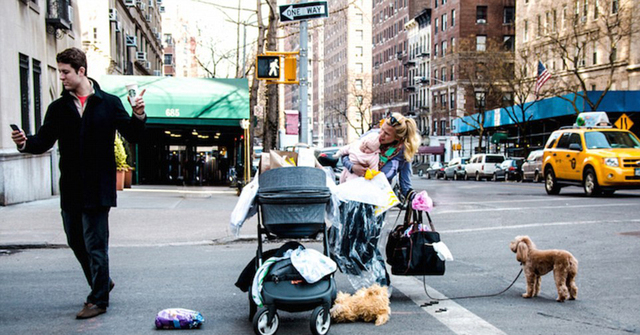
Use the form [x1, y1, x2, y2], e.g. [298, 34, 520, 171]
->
[385, 194, 445, 276]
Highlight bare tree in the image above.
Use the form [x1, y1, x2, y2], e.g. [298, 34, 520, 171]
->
[194, 26, 235, 78]
[324, 72, 373, 139]
[455, 38, 511, 152]
[537, 0, 637, 113]
[262, 0, 279, 151]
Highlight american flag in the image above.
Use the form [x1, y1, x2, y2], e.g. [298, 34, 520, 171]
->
[535, 61, 551, 96]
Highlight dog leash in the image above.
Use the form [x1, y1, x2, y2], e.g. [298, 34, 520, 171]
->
[420, 268, 523, 302]
[391, 201, 525, 301]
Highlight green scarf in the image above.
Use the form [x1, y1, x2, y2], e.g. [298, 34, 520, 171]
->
[379, 142, 403, 169]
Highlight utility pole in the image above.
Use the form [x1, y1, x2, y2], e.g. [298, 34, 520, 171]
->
[299, 0, 309, 145]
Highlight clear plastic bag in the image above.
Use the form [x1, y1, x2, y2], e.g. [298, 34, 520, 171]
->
[329, 201, 389, 290]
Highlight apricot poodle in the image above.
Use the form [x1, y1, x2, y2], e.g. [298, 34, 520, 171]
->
[510, 235, 578, 302]
[330, 284, 390, 326]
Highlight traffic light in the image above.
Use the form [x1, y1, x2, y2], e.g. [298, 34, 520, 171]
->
[256, 55, 280, 80]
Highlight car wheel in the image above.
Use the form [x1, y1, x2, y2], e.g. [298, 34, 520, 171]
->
[418, 169, 424, 177]
[545, 167, 561, 195]
[454, 172, 459, 181]
[534, 171, 541, 183]
[443, 174, 448, 180]
[464, 172, 469, 180]
[426, 173, 431, 179]
[583, 168, 601, 197]
[492, 173, 498, 182]
[475, 172, 481, 181]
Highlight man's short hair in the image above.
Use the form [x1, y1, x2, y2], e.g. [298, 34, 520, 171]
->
[56, 47, 87, 75]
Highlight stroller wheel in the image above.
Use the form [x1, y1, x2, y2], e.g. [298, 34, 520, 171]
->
[253, 308, 279, 335]
[310, 306, 331, 335]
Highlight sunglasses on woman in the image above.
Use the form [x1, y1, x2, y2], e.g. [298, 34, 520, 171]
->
[389, 115, 400, 127]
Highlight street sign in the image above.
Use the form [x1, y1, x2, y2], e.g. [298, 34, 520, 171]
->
[279, 1, 328, 22]
[614, 113, 634, 130]
[256, 55, 280, 80]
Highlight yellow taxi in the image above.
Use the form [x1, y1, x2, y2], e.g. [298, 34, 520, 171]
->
[542, 112, 640, 196]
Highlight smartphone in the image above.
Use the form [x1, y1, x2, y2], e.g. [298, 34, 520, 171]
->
[10, 124, 20, 131]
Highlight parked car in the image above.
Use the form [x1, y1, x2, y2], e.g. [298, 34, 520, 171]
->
[521, 149, 544, 182]
[425, 162, 445, 179]
[444, 157, 470, 180]
[465, 154, 506, 181]
[492, 158, 525, 181]
[543, 112, 640, 196]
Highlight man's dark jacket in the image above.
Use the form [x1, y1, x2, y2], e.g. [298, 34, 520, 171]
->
[23, 79, 146, 210]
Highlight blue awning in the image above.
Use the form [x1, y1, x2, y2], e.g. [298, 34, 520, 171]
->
[452, 91, 640, 134]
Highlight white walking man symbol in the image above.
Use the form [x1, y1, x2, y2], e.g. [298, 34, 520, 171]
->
[269, 59, 279, 77]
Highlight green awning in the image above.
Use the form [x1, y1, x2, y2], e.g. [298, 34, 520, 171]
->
[98, 75, 250, 126]
[490, 132, 509, 144]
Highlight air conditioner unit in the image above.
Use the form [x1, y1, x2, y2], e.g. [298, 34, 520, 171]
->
[125, 35, 137, 47]
[146, 14, 151, 22]
[115, 21, 122, 32]
[68, 5, 74, 25]
[153, 70, 162, 76]
[159, 6, 165, 14]
[155, 32, 161, 41]
[152, 27, 157, 34]
[136, 52, 147, 61]
[148, 0, 154, 8]
[145, 61, 151, 70]
[581, 16, 587, 23]
[124, 0, 135, 6]
[157, 0, 162, 4]
[477, 19, 486, 24]
[139, 3, 146, 11]
[109, 8, 118, 22]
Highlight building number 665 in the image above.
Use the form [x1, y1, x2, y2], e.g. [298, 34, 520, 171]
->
[165, 108, 180, 117]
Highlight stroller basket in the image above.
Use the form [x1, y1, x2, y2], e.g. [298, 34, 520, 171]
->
[258, 167, 330, 238]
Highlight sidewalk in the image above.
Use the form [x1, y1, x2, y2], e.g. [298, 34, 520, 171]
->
[0, 185, 255, 249]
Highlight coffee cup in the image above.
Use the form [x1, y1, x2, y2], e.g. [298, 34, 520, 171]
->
[126, 82, 138, 106]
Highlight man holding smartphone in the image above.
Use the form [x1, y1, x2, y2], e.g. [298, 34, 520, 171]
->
[10, 47, 146, 319]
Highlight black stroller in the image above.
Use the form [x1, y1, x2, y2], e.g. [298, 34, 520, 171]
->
[249, 166, 337, 335]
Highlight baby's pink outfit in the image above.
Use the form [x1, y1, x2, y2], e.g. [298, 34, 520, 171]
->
[336, 135, 380, 183]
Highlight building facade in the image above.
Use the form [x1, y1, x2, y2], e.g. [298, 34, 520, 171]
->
[1, 0, 82, 205]
[323, 0, 373, 147]
[78, 0, 164, 77]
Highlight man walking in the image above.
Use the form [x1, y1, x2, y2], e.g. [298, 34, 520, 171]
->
[11, 47, 146, 319]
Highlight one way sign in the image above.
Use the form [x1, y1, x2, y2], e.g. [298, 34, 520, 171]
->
[279, 1, 328, 22]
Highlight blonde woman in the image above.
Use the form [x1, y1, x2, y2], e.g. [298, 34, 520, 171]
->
[333, 113, 421, 289]
[342, 112, 421, 197]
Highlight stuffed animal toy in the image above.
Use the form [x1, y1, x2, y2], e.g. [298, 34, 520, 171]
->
[330, 284, 390, 326]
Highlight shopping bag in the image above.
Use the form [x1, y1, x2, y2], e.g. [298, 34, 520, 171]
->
[385, 195, 445, 276]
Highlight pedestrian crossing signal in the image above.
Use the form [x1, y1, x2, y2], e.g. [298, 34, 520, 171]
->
[256, 55, 280, 80]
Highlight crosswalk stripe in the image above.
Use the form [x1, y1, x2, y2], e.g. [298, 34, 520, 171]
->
[393, 275, 507, 335]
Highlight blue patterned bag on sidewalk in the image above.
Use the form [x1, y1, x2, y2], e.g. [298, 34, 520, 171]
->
[155, 308, 204, 329]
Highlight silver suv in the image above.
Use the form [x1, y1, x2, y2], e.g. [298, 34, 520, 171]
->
[465, 154, 506, 181]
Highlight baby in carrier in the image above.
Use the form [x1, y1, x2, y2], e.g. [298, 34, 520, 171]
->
[335, 133, 380, 183]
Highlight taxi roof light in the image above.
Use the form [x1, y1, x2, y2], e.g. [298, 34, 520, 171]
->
[574, 112, 612, 128]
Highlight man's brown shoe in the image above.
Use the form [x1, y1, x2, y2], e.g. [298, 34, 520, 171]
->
[76, 303, 106, 319]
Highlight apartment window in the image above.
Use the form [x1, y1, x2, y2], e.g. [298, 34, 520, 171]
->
[441, 93, 447, 109]
[440, 120, 447, 135]
[476, 6, 487, 24]
[562, 6, 567, 30]
[503, 35, 515, 51]
[612, 0, 618, 14]
[451, 9, 455, 26]
[442, 41, 447, 55]
[356, 13, 363, 24]
[594, 0, 599, 19]
[552, 9, 557, 32]
[441, 67, 446, 82]
[476, 35, 486, 51]
[93, 27, 98, 40]
[356, 30, 364, 41]
[450, 92, 456, 109]
[356, 46, 363, 56]
[164, 54, 173, 65]
[451, 65, 455, 80]
[435, 18, 439, 33]
[434, 69, 438, 81]
[537, 15, 542, 37]
[355, 79, 363, 89]
[434, 44, 438, 57]
[356, 62, 363, 73]
[583, 0, 588, 18]
[610, 47, 617, 62]
[434, 0, 437, 8]
[504, 7, 515, 24]
[442, 14, 447, 31]
[32, 59, 42, 132]
[19, 54, 30, 134]
[451, 37, 455, 48]
[545, 12, 550, 34]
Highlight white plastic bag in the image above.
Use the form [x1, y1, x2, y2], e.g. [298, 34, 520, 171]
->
[229, 177, 259, 236]
[433, 242, 454, 261]
[334, 173, 399, 216]
[290, 247, 337, 284]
